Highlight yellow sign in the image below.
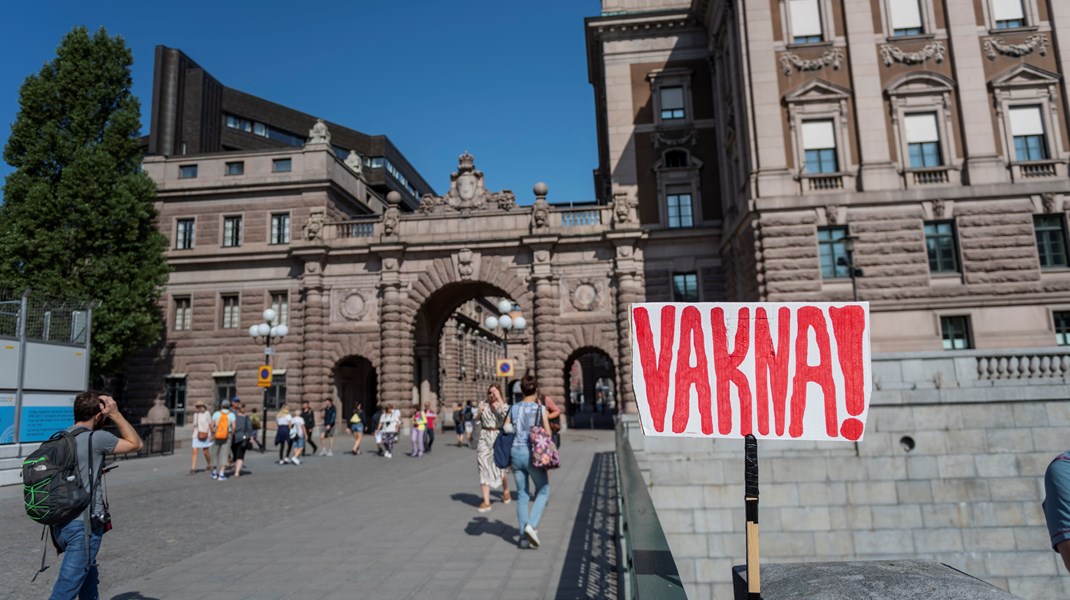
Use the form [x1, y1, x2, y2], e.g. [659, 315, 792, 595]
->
[257, 365, 273, 388]
[495, 359, 515, 378]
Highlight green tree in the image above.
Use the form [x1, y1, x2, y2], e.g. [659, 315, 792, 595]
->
[0, 26, 169, 380]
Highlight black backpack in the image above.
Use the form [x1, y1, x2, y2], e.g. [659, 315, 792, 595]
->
[22, 427, 93, 527]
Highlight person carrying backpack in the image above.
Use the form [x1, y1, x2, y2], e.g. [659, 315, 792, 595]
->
[230, 403, 254, 478]
[30, 391, 143, 599]
[210, 399, 235, 480]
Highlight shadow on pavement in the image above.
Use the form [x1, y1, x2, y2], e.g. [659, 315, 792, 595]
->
[464, 516, 519, 545]
[450, 492, 483, 507]
[554, 451, 620, 599]
[110, 592, 161, 600]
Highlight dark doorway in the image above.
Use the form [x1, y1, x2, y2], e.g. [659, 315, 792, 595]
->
[564, 349, 616, 429]
[334, 356, 378, 423]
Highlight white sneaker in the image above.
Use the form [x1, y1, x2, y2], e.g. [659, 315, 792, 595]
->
[524, 525, 540, 548]
[277, 460, 285, 465]
[292, 456, 301, 465]
[326, 451, 334, 456]
[283, 458, 292, 464]
[385, 451, 392, 458]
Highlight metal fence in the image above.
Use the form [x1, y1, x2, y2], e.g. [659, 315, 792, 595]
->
[103, 422, 175, 459]
[0, 288, 92, 345]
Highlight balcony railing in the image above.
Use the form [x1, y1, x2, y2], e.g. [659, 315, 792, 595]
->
[804, 173, 845, 191]
[976, 351, 1070, 380]
[335, 220, 376, 239]
[1018, 160, 1059, 179]
[909, 167, 951, 186]
[559, 208, 602, 228]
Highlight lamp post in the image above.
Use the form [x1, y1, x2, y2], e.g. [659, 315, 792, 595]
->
[249, 308, 288, 452]
[837, 236, 864, 302]
[484, 299, 525, 399]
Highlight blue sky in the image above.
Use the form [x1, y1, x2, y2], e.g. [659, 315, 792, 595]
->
[0, 1, 601, 203]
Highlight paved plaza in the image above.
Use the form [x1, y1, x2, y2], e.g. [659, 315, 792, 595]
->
[1, 429, 618, 600]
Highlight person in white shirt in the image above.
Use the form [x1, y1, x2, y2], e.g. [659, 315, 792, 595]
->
[275, 406, 294, 464]
[290, 411, 307, 465]
[377, 404, 401, 458]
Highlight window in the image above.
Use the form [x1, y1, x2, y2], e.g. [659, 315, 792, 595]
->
[940, 316, 972, 350]
[164, 376, 188, 427]
[664, 150, 688, 168]
[905, 113, 942, 168]
[1035, 215, 1069, 269]
[270, 291, 289, 326]
[225, 161, 244, 176]
[889, 0, 924, 36]
[789, 0, 824, 43]
[1055, 311, 1070, 346]
[924, 221, 958, 273]
[214, 376, 236, 406]
[221, 294, 240, 329]
[272, 158, 292, 173]
[992, 0, 1026, 29]
[173, 296, 191, 331]
[175, 218, 195, 250]
[672, 273, 699, 302]
[660, 86, 685, 120]
[818, 226, 849, 278]
[267, 374, 287, 410]
[225, 113, 305, 147]
[223, 216, 243, 248]
[1010, 106, 1048, 161]
[803, 120, 838, 174]
[666, 193, 694, 228]
[178, 164, 198, 179]
[270, 213, 291, 245]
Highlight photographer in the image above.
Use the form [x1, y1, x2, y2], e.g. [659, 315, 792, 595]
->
[51, 391, 143, 600]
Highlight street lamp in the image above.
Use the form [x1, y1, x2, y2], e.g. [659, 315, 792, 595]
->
[484, 299, 525, 391]
[837, 236, 864, 302]
[249, 308, 288, 451]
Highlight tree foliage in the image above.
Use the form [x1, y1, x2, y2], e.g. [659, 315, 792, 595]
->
[0, 26, 170, 379]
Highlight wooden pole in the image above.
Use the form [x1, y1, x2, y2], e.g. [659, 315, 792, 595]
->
[745, 434, 762, 599]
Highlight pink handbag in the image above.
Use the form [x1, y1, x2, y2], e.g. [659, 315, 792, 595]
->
[529, 407, 560, 469]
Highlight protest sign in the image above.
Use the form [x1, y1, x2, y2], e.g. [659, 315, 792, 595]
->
[630, 302, 871, 442]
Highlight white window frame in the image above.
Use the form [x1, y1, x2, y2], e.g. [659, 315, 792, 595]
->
[780, 0, 835, 46]
[886, 72, 960, 188]
[878, 0, 937, 39]
[270, 291, 289, 326]
[222, 215, 243, 248]
[785, 80, 855, 193]
[221, 294, 241, 329]
[270, 212, 291, 245]
[173, 296, 191, 331]
[175, 218, 196, 250]
[647, 68, 694, 127]
[991, 65, 1067, 180]
[653, 149, 704, 227]
[981, 0, 1038, 31]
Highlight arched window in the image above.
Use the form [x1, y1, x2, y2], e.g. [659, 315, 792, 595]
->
[664, 150, 688, 169]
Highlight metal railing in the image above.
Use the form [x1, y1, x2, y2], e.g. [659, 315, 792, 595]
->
[616, 420, 687, 600]
[104, 422, 175, 459]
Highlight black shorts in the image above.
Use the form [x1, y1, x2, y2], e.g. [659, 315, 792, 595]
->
[231, 440, 248, 461]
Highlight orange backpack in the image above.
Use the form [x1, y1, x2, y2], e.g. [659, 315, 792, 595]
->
[214, 411, 230, 441]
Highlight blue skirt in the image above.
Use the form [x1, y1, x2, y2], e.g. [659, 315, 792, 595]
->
[275, 425, 290, 445]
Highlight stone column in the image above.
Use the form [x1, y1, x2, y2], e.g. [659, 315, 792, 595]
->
[298, 253, 329, 405]
[532, 274, 565, 399]
[612, 238, 644, 414]
[743, 0, 795, 196]
[377, 255, 411, 411]
[844, 0, 899, 190]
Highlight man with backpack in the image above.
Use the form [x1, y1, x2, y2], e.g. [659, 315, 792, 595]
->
[42, 392, 143, 599]
[211, 399, 235, 480]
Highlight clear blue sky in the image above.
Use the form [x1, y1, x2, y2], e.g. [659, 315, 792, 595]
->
[0, 1, 601, 203]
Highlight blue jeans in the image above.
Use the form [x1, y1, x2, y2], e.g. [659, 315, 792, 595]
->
[50, 518, 104, 600]
[511, 443, 549, 535]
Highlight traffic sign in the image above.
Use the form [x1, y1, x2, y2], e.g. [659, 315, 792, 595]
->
[495, 359, 515, 378]
[257, 365, 273, 388]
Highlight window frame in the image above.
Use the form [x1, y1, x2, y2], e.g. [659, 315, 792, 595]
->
[785, 80, 855, 192]
[654, 150, 704, 228]
[220, 293, 241, 329]
[1035, 214, 1069, 270]
[178, 164, 198, 179]
[878, 0, 936, 39]
[647, 68, 694, 127]
[214, 375, 237, 407]
[991, 66, 1067, 180]
[940, 315, 973, 350]
[272, 158, 292, 173]
[173, 295, 191, 332]
[267, 373, 287, 410]
[270, 291, 289, 326]
[270, 212, 291, 245]
[923, 220, 959, 274]
[671, 272, 700, 302]
[164, 375, 188, 426]
[818, 226, 850, 279]
[222, 215, 243, 248]
[224, 161, 245, 176]
[982, 0, 1037, 32]
[781, 0, 835, 46]
[1054, 311, 1070, 346]
[666, 191, 695, 229]
[886, 73, 960, 187]
[175, 218, 195, 250]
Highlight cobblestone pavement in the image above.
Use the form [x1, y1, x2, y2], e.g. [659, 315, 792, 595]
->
[1, 428, 618, 600]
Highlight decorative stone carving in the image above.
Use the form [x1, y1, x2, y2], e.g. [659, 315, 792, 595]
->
[984, 34, 1049, 61]
[880, 42, 946, 67]
[309, 119, 331, 144]
[617, 245, 634, 259]
[652, 129, 698, 149]
[344, 150, 363, 175]
[825, 204, 840, 226]
[340, 291, 369, 321]
[457, 248, 475, 280]
[1043, 193, 1061, 214]
[143, 398, 172, 424]
[931, 199, 946, 219]
[612, 191, 636, 226]
[416, 152, 517, 214]
[779, 48, 844, 76]
[305, 261, 320, 274]
[383, 257, 398, 271]
[569, 280, 604, 312]
[531, 182, 550, 232]
[383, 191, 401, 237]
[305, 208, 325, 241]
[534, 250, 550, 263]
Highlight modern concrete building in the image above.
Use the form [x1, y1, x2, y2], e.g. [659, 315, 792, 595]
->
[587, 0, 1070, 597]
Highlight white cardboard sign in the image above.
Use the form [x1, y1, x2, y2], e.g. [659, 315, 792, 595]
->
[630, 303, 871, 442]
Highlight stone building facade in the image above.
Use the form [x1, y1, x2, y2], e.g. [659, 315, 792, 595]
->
[587, 0, 1070, 597]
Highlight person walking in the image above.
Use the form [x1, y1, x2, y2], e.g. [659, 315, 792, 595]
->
[378, 404, 400, 458]
[476, 385, 512, 513]
[463, 400, 477, 448]
[230, 403, 254, 478]
[538, 393, 563, 448]
[300, 399, 318, 456]
[423, 402, 437, 452]
[410, 405, 427, 457]
[371, 406, 384, 455]
[320, 398, 337, 456]
[189, 400, 213, 475]
[249, 407, 264, 452]
[349, 404, 365, 455]
[49, 392, 143, 600]
[504, 374, 552, 549]
[290, 407, 307, 465]
[275, 405, 293, 464]
[453, 402, 465, 446]
[210, 399, 236, 481]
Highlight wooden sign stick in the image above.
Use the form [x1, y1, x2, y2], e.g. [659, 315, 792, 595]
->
[745, 434, 762, 599]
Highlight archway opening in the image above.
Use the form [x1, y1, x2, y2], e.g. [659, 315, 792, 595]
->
[564, 348, 616, 429]
[334, 356, 378, 423]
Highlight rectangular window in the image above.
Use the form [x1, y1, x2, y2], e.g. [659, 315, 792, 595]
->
[175, 218, 195, 250]
[666, 193, 694, 228]
[905, 113, 942, 168]
[223, 216, 243, 248]
[221, 294, 240, 329]
[173, 296, 191, 331]
[271, 291, 289, 326]
[164, 376, 188, 427]
[1055, 311, 1070, 346]
[672, 273, 700, 302]
[270, 213, 291, 245]
[992, 0, 1026, 28]
[924, 221, 958, 273]
[272, 158, 292, 173]
[790, 0, 824, 43]
[940, 315, 972, 350]
[215, 376, 236, 407]
[267, 374, 287, 410]
[1010, 106, 1048, 161]
[1036, 215, 1069, 269]
[803, 120, 839, 174]
[889, 0, 924, 36]
[660, 86, 685, 120]
[225, 161, 244, 176]
[818, 226, 849, 278]
[178, 164, 198, 179]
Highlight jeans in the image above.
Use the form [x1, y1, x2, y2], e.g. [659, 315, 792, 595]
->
[425, 428, 434, 451]
[411, 428, 425, 456]
[50, 518, 104, 600]
[511, 444, 549, 535]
